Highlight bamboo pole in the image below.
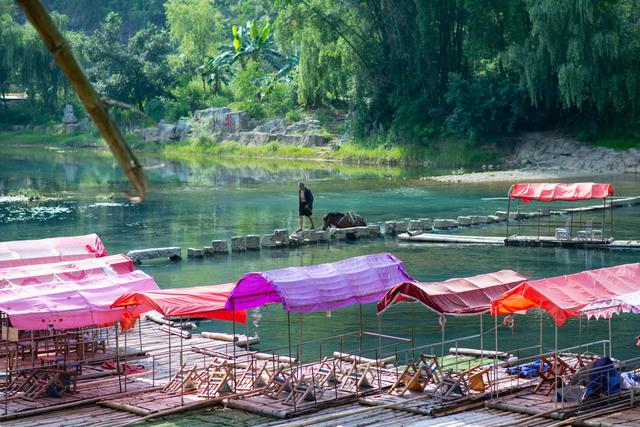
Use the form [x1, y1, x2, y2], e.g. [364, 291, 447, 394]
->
[16, 0, 148, 201]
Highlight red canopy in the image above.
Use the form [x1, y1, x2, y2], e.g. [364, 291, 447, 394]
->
[378, 270, 526, 316]
[508, 183, 613, 203]
[491, 263, 640, 326]
[112, 283, 246, 323]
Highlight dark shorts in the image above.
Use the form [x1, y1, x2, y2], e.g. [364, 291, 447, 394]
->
[299, 204, 313, 216]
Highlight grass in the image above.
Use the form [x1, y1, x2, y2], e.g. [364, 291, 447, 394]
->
[332, 135, 499, 168]
[0, 130, 103, 147]
[589, 138, 640, 151]
[163, 138, 318, 159]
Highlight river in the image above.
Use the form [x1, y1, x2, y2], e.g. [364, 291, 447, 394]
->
[1, 144, 640, 362]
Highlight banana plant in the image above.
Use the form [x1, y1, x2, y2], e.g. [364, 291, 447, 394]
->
[201, 18, 294, 92]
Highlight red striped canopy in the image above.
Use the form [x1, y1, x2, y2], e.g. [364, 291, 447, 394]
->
[378, 270, 526, 316]
[508, 183, 613, 203]
[491, 263, 640, 326]
[113, 283, 246, 323]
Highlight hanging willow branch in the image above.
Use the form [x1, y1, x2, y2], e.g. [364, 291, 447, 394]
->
[15, 0, 148, 202]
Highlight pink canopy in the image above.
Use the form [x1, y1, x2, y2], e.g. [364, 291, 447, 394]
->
[508, 183, 613, 203]
[491, 263, 640, 326]
[0, 254, 133, 287]
[225, 253, 414, 312]
[378, 270, 527, 315]
[0, 234, 107, 268]
[0, 270, 159, 330]
[113, 283, 246, 323]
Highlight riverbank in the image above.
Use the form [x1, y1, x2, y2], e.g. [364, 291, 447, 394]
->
[3, 129, 639, 178]
[0, 130, 497, 168]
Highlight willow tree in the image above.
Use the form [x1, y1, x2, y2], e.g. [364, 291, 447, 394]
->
[0, 3, 21, 105]
[165, 0, 224, 89]
[17, 12, 70, 112]
[507, 0, 636, 116]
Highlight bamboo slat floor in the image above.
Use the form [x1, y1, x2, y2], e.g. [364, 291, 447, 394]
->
[0, 318, 250, 425]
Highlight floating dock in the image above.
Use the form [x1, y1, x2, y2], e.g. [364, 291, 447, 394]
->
[399, 233, 640, 249]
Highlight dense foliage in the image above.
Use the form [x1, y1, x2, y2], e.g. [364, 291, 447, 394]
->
[2, 0, 640, 144]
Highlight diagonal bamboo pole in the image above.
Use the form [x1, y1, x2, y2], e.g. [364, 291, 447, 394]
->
[16, 0, 148, 201]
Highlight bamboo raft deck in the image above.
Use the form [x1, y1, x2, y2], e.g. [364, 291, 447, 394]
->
[399, 232, 640, 249]
[6, 321, 640, 426]
[0, 318, 252, 425]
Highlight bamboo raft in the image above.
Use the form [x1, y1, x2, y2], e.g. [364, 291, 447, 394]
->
[399, 232, 640, 249]
[3, 321, 640, 426]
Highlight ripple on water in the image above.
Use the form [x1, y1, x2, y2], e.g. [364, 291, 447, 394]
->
[0, 204, 74, 223]
[87, 202, 128, 208]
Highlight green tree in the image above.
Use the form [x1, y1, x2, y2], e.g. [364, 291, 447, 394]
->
[0, 1, 21, 106]
[165, 0, 223, 67]
[81, 13, 175, 112]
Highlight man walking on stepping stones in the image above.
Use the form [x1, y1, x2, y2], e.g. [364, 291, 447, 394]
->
[296, 181, 315, 232]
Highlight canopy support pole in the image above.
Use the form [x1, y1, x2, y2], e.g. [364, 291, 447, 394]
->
[377, 313, 382, 364]
[539, 309, 543, 352]
[167, 319, 172, 380]
[608, 317, 612, 358]
[115, 322, 122, 393]
[579, 316, 583, 356]
[480, 314, 484, 358]
[180, 317, 184, 406]
[232, 302, 237, 394]
[411, 303, 416, 361]
[298, 313, 303, 375]
[506, 197, 511, 238]
[440, 316, 445, 358]
[287, 311, 296, 413]
[494, 315, 499, 398]
[124, 322, 128, 392]
[138, 318, 143, 353]
[517, 199, 521, 236]
[554, 322, 558, 407]
[359, 304, 363, 356]
[4, 315, 8, 415]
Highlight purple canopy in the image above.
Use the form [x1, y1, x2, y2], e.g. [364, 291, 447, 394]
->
[225, 253, 414, 312]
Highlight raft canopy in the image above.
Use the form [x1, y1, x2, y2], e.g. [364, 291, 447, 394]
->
[225, 253, 414, 312]
[377, 270, 527, 316]
[490, 263, 640, 326]
[508, 183, 614, 203]
[579, 290, 640, 320]
[112, 283, 247, 323]
[0, 254, 133, 286]
[0, 269, 159, 330]
[0, 233, 107, 269]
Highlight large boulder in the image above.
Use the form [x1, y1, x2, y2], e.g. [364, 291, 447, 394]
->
[174, 117, 190, 140]
[302, 133, 330, 146]
[254, 118, 286, 134]
[275, 134, 304, 145]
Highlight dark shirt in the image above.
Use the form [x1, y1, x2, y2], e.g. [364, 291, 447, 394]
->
[299, 188, 314, 209]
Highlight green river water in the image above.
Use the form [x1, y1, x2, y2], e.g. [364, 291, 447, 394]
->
[1, 144, 640, 366]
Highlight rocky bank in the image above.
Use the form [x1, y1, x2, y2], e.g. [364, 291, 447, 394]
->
[430, 131, 640, 183]
[136, 107, 333, 147]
